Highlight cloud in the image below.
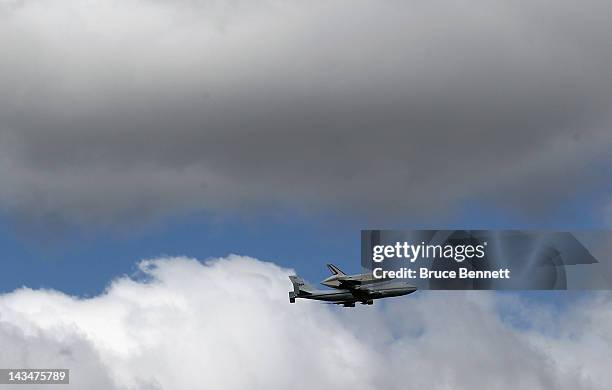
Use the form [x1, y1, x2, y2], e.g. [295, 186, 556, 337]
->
[1, 0, 611, 225]
[0, 255, 610, 389]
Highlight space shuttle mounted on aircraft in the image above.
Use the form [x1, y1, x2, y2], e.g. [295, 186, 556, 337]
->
[289, 264, 416, 307]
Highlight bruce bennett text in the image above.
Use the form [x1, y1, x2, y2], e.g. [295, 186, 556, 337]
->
[373, 267, 511, 280]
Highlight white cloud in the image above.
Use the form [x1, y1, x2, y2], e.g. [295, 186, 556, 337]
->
[0, 255, 611, 389]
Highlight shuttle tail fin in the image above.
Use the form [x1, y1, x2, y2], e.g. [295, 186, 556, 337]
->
[326, 264, 346, 276]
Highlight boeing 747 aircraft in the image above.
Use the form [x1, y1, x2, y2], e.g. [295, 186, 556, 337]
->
[289, 264, 416, 307]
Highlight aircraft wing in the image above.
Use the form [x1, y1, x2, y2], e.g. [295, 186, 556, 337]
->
[335, 276, 392, 290]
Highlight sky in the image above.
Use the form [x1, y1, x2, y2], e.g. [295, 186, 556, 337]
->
[1, 0, 612, 389]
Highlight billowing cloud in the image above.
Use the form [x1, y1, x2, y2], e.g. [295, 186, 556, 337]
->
[0, 255, 610, 389]
[1, 0, 611, 225]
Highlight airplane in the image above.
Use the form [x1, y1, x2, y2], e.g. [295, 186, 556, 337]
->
[288, 264, 417, 307]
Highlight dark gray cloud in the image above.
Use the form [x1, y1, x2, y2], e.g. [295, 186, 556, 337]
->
[1, 0, 611, 225]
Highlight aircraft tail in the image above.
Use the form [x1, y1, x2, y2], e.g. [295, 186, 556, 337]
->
[326, 264, 346, 276]
[288, 275, 315, 303]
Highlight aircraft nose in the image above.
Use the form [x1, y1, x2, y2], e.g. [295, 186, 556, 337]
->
[320, 275, 338, 287]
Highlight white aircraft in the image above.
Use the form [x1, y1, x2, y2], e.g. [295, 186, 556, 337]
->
[289, 264, 416, 307]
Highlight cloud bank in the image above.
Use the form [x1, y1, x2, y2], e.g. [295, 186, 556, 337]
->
[0, 255, 610, 389]
[1, 0, 612, 224]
